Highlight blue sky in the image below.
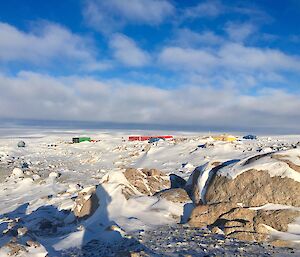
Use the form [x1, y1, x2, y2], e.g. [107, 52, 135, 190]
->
[0, 0, 300, 132]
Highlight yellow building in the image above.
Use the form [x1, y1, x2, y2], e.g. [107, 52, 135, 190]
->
[212, 135, 237, 142]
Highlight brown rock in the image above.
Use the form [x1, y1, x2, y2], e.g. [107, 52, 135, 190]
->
[124, 168, 170, 196]
[155, 188, 191, 204]
[141, 168, 163, 177]
[121, 186, 137, 200]
[205, 169, 300, 207]
[270, 239, 293, 248]
[220, 207, 256, 222]
[227, 231, 268, 242]
[224, 220, 248, 227]
[73, 186, 99, 219]
[188, 203, 237, 227]
[185, 161, 234, 205]
[223, 222, 254, 236]
[189, 203, 300, 244]
[254, 209, 300, 232]
[211, 226, 224, 235]
[254, 223, 269, 234]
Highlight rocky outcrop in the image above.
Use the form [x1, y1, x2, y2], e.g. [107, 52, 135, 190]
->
[189, 203, 300, 243]
[253, 209, 300, 232]
[73, 186, 99, 219]
[205, 169, 300, 207]
[185, 161, 234, 206]
[189, 203, 237, 227]
[188, 150, 300, 244]
[123, 168, 170, 196]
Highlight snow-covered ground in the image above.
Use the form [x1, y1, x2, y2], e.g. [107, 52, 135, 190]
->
[0, 128, 300, 256]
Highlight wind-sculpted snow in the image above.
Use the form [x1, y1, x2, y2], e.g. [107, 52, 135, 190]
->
[1, 130, 300, 256]
[217, 149, 300, 182]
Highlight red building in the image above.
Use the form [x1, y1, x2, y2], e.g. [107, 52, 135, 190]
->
[128, 135, 173, 141]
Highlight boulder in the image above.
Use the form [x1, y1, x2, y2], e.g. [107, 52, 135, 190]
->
[188, 203, 237, 227]
[73, 186, 99, 219]
[188, 150, 300, 244]
[205, 169, 300, 207]
[123, 168, 170, 196]
[189, 203, 300, 243]
[220, 207, 256, 222]
[270, 239, 293, 248]
[227, 231, 268, 242]
[185, 161, 233, 205]
[253, 209, 300, 232]
[17, 141, 26, 148]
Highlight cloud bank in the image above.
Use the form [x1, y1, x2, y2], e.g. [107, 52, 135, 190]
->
[1, 0, 300, 132]
[0, 22, 109, 71]
[1, 71, 300, 132]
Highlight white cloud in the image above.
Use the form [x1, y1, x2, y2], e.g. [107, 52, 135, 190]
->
[0, 22, 109, 71]
[109, 34, 150, 67]
[158, 43, 300, 74]
[224, 22, 256, 42]
[158, 47, 218, 72]
[182, 0, 270, 23]
[173, 29, 224, 47]
[83, 0, 175, 33]
[184, 0, 223, 19]
[1, 71, 300, 131]
[219, 43, 300, 72]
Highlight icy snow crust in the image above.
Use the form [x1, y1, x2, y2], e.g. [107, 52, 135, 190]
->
[0, 130, 300, 256]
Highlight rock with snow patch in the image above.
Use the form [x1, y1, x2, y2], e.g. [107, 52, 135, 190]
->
[205, 169, 300, 207]
[188, 202, 237, 227]
[253, 209, 300, 232]
[17, 141, 26, 148]
[185, 162, 225, 205]
[73, 186, 99, 219]
[189, 203, 300, 243]
[204, 151, 300, 207]
[123, 168, 170, 196]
